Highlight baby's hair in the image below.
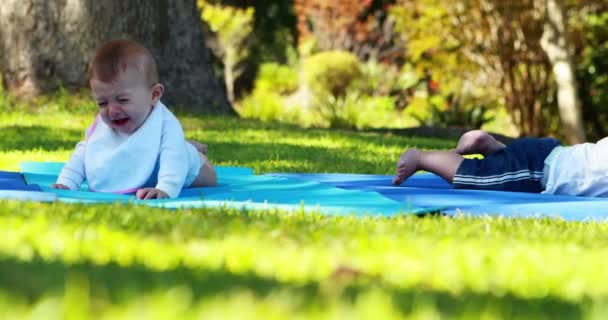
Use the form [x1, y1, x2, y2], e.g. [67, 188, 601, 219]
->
[88, 39, 159, 85]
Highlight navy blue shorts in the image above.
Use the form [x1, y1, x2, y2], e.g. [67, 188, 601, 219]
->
[453, 138, 561, 193]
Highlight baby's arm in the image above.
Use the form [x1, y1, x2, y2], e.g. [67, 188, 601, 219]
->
[151, 120, 189, 199]
[53, 141, 86, 190]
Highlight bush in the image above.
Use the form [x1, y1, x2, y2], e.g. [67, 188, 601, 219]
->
[238, 89, 284, 122]
[254, 63, 299, 95]
[303, 51, 362, 97]
[314, 91, 398, 130]
[353, 60, 418, 98]
[237, 52, 419, 129]
[410, 95, 495, 129]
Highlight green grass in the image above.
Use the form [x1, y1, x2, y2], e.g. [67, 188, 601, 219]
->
[0, 111, 606, 319]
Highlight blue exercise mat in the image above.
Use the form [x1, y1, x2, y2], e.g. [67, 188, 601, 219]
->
[17, 162, 430, 216]
[13, 162, 608, 221]
[0, 171, 42, 191]
[0, 170, 54, 201]
[270, 173, 608, 221]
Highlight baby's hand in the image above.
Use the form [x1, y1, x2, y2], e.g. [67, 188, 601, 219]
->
[136, 188, 169, 200]
[51, 183, 70, 190]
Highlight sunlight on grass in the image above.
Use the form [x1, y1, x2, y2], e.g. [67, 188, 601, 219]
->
[0, 112, 450, 175]
[1, 111, 607, 318]
[0, 150, 73, 171]
[0, 201, 605, 318]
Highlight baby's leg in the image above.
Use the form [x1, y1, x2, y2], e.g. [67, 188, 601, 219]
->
[454, 130, 505, 156]
[392, 149, 464, 185]
[190, 152, 218, 187]
[187, 140, 208, 155]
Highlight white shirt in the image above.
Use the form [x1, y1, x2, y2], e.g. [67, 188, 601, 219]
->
[542, 137, 608, 197]
[56, 101, 201, 198]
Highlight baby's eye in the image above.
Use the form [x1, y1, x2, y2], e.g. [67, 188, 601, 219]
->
[118, 98, 129, 103]
[97, 102, 108, 108]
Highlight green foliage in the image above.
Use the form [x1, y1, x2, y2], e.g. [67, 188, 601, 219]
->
[199, 1, 255, 101]
[238, 89, 285, 122]
[249, 2, 297, 64]
[237, 57, 421, 129]
[411, 95, 495, 129]
[254, 63, 299, 95]
[313, 92, 398, 130]
[236, 62, 301, 124]
[575, 10, 608, 140]
[303, 51, 362, 97]
[390, 1, 471, 94]
[390, 0, 555, 136]
[200, 3, 254, 62]
[353, 60, 419, 98]
[313, 92, 363, 130]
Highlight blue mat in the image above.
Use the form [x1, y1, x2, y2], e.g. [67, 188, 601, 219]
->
[270, 173, 608, 221]
[0, 171, 42, 191]
[15, 162, 429, 216]
[8, 162, 608, 221]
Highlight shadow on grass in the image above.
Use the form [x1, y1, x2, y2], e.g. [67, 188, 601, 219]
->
[209, 141, 388, 173]
[0, 257, 585, 318]
[184, 116, 457, 150]
[0, 125, 81, 151]
[366, 126, 516, 144]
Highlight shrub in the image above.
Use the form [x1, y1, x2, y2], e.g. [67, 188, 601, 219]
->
[314, 91, 397, 130]
[411, 95, 495, 129]
[303, 51, 362, 97]
[254, 63, 299, 95]
[353, 60, 418, 97]
[199, 2, 255, 103]
[237, 89, 284, 122]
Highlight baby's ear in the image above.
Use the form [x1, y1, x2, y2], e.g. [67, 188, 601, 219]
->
[151, 83, 165, 104]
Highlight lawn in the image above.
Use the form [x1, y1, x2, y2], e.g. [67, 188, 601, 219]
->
[0, 111, 606, 319]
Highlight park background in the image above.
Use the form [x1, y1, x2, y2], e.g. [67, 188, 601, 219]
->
[0, 0, 607, 318]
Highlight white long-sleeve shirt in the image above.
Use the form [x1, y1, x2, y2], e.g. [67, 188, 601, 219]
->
[56, 101, 201, 198]
[542, 137, 608, 197]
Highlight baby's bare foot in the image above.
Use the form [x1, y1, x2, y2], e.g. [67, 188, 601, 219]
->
[392, 149, 421, 185]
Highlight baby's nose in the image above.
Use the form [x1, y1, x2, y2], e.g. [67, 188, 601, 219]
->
[108, 104, 122, 117]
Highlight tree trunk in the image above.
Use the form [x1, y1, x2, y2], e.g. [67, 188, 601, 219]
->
[0, 0, 232, 114]
[540, 0, 585, 143]
[224, 48, 235, 104]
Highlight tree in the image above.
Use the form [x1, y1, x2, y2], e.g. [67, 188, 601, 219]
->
[0, 0, 232, 114]
[574, 2, 608, 141]
[200, 2, 254, 104]
[393, 0, 567, 137]
[541, 0, 585, 143]
[294, 0, 405, 64]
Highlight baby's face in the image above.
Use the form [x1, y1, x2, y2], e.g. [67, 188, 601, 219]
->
[91, 69, 160, 134]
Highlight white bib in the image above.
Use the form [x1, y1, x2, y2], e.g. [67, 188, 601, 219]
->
[84, 105, 162, 193]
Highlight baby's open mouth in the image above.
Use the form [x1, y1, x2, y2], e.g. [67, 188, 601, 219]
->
[112, 118, 129, 126]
